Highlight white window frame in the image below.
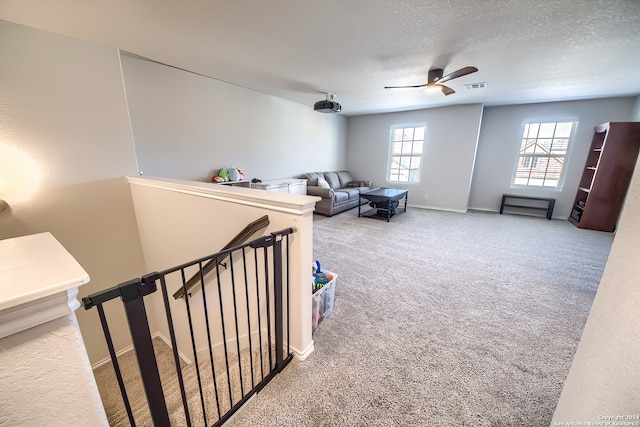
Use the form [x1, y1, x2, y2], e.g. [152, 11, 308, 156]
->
[511, 120, 577, 190]
[386, 124, 426, 185]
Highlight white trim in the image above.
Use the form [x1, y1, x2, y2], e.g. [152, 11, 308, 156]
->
[408, 204, 468, 214]
[291, 341, 315, 361]
[91, 331, 192, 370]
[127, 176, 320, 215]
[193, 327, 313, 362]
[153, 332, 193, 365]
[91, 343, 134, 370]
[510, 120, 578, 190]
[386, 124, 427, 185]
[0, 232, 89, 312]
[0, 289, 81, 339]
[194, 329, 269, 362]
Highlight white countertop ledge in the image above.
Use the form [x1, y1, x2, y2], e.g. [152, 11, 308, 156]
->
[0, 232, 89, 312]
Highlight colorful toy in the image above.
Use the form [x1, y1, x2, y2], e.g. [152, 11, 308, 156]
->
[313, 260, 334, 292]
[227, 167, 240, 181]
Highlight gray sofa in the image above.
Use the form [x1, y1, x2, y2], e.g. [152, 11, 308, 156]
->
[299, 171, 372, 216]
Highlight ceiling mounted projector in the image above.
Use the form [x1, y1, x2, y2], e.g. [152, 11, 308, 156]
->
[314, 93, 342, 113]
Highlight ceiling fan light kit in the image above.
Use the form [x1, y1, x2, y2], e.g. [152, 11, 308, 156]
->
[385, 66, 479, 96]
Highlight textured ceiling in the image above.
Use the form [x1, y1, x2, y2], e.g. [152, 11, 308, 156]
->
[1, 0, 639, 116]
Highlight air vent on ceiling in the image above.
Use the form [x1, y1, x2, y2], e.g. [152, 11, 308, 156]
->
[464, 82, 487, 90]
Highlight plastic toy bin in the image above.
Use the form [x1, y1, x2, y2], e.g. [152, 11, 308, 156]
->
[312, 270, 337, 335]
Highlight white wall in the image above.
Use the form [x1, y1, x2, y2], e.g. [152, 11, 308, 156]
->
[347, 104, 484, 212]
[120, 54, 348, 182]
[469, 97, 637, 218]
[0, 21, 146, 364]
[0, 314, 108, 426]
[551, 152, 640, 423]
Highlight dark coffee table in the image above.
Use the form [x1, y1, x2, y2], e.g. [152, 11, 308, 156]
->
[358, 188, 408, 222]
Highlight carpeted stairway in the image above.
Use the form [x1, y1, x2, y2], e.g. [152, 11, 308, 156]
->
[93, 337, 273, 426]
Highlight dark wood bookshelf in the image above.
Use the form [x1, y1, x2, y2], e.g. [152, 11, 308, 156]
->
[569, 122, 640, 232]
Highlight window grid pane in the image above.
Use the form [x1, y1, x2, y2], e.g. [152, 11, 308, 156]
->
[387, 125, 425, 184]
[513, 121, 574, 188]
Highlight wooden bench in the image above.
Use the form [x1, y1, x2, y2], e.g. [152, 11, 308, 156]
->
[499, 194, 555, 220]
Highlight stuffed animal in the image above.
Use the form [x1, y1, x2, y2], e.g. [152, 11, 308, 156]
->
[227, 167, 240, 181]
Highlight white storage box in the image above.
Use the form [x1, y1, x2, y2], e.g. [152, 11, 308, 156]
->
[312, 270, 337, 335]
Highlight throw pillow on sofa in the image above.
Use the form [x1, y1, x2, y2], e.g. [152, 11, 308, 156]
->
[317, 177, 331, 189]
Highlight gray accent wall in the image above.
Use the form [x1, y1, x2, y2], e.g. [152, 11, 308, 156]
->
[347, 97, 636, 218]
[469, 97, 637, 218]
[347, 104, 484, 213]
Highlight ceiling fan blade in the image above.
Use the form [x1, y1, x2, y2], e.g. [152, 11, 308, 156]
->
[384, 83, 428, 89]
[440, 85, 455, 96]
[436, 66, 478, 84]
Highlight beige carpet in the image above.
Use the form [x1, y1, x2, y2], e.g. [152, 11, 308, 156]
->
[94, 208, 614, 426]
[226, 208, 613, 426]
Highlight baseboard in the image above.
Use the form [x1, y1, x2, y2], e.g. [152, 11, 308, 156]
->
[91, 331, 192, 370]
[92, 329, 309, 369]
[153, 332, 193, 365]
[467, 207, 497, 213]
[91, 344, 134, 370]
[408, 204, 468, 214]
[291, 341, 314, 361]
[195, 329, 266, 362]
[194, 328, 305, 363]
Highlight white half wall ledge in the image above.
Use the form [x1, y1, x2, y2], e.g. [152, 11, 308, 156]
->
[127, 176, 321, 216]
[0, 232, 89, 336]
[0, 288, 80, 339]
[0, 232, 108, 426]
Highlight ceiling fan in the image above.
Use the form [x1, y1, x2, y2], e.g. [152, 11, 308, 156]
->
[384, 66, 478, 96]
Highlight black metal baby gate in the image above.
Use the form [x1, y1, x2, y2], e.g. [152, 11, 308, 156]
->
[83, 227, 295, 427]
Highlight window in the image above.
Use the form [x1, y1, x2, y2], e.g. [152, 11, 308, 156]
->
[522, 156, 538, 169]
[513, 121, 576, 188]
[387, 124, 425, 183]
